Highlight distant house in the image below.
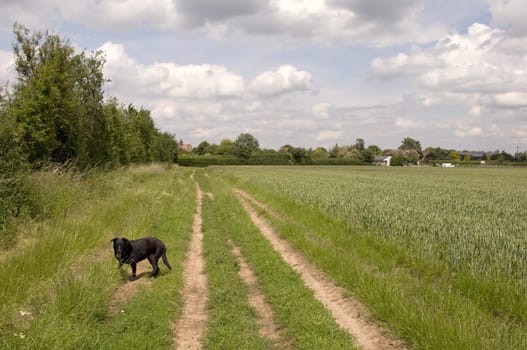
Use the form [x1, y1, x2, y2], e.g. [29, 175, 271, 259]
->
[374, 155, 392, 166]
[179, 139, 193, 152]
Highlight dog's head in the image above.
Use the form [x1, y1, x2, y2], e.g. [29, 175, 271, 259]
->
[111, 237, 133, 264]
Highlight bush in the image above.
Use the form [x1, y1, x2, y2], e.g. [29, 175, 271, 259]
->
[177, 153, 292, 167]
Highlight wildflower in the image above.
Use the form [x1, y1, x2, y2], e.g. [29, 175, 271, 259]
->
[19, 310, 31, 317]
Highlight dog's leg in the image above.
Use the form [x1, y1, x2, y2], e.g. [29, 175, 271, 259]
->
[130, 262, 137, 280]
[147, 255, 160, 277]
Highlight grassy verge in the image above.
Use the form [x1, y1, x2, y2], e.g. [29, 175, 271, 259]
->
[198, 170, 358, 349]
[1, 165, 196, 349]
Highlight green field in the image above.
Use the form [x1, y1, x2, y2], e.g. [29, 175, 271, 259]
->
[1, 165, 526, 349]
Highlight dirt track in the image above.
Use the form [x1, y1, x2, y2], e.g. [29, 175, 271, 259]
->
[234, 189, 408, 350]
[173, 183, 208, 350]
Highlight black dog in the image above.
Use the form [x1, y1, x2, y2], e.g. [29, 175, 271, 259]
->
[111, 237, 172, 280]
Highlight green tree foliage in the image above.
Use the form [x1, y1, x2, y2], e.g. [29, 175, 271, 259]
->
[0, 87, 29, 246]
[491, 150, 514, 162]
[354, 138, 365, 151]
[194, 141, 211, 156]
[312, 147, 329, 159]
[367, 144, 381, 155]
[235, 133, 260, 158]
[399, 137, 423, 156]
[153, 132, 178, 163]
[4, 24, 178, 168]
[217, 139, 236, 156]
[11, 24, 79, 164]
[424, 147, 452, 161]
[448, 150, 461, 160]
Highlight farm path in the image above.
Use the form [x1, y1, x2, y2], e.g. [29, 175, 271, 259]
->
[229, 240, 292, 349]
[172, 182, 208, 350]
[234, 188, 409, 350]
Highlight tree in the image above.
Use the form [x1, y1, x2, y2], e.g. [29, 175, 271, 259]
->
[312, 147, 329, 159]
[399, 137, 422, 157]
[234, 133, 259, 158]
[10, 23, 108, 166]
[290, 146, 311, 164]
[367, 144, 381, 155]
[424, 147, 450, 161]
[354, 138, 365, 151]
[448, 150, 461, 160]
[217, 139, 236, 155]
[153, 132, 178, 163]
[347, 148, 364, 161]
[194, 141, 211, 156]
[126, 105, 156, 162]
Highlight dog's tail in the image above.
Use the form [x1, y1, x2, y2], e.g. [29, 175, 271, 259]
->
[162, 250, 172, 270]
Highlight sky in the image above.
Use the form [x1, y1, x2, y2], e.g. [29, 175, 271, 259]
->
[0, 0, 526, 153]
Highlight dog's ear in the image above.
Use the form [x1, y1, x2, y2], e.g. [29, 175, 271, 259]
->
[111, 238, 119, 245]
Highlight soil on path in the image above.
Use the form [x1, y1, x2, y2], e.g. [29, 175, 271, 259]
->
[234, 189, 409, 350]
[173, 183, 208, 350]
[107, 262, 152, 317]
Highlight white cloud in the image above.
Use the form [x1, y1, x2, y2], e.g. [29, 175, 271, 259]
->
[513, 125, 527, 144]
[370, 52, 439, 79]
[395, 117, 427, 129]
[245, 100, 262, 111]
[248, 65, 312, 97]
[0, 50, 15, 85]
[1, 0, 446, 46]
[101, 42, 246, 100]
[494, 92, 527, 108]
[193, 127, 216, 139]
[487, 0, 527, 36]
[329, 0, 422, 23]
[101, 43, 314, 101]
[59, 0, 180, 31]
[312, 102, 332, 119]
[371, 22, 527, 115]
[455, 126, 483, 137]
[315, 129, 343, 141]
[468, 105, 482, 116]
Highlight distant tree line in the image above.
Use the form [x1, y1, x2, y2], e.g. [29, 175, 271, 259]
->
[182, 134, 526, 167]
[179, 134, 385, 166]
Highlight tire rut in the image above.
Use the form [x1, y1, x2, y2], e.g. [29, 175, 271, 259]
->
[229, 240, 292, 349]
[234, 189, 409, 350]
[173, 182, 208, 350]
